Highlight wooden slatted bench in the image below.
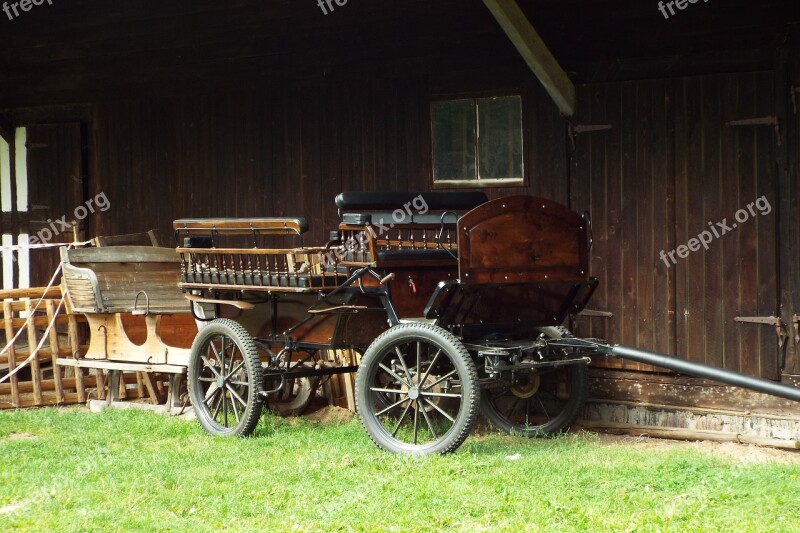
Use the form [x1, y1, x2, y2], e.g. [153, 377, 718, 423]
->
[174, 217, 345, 293]
[59, 246, 194, 368]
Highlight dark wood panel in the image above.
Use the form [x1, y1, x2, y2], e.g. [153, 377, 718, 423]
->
[25, 123, 84, 286]
[572, 72, 780, 379]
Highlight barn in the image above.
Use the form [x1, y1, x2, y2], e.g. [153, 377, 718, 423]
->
[2, 0, 800, 444]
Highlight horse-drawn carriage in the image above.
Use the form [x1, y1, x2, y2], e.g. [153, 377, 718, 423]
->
[169, 192, 600, 454]
[61, 191, 800, 455]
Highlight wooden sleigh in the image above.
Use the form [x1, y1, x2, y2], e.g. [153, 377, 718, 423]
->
[58, 245, 196, 406]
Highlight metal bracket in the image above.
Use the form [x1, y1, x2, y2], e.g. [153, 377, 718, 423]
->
[793, 314, 800, 345]
[725, 116, 780, 146]
[734, 316, 788, 348]
[791, 86, 800, 115]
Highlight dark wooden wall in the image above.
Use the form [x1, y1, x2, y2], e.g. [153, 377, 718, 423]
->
[83, 75, 566, 247]
[570, 72, 782, 379]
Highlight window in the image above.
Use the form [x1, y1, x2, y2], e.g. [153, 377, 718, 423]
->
[431, 95, 524, 186]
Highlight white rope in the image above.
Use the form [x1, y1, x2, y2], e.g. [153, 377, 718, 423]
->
[0, 239, 92, 253]
[0, 296, 64, 384]
[0, 241, 88, 384]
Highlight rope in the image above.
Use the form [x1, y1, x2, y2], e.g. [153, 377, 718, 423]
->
[0, 240, 92, 252]
[0, 241, 89, 384]
[0, 296, 64, 384]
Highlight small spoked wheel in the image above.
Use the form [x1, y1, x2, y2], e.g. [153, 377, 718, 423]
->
[355, 323, 479, 455]
[188, 319, 264, 437]
[480, 326, 588, 437]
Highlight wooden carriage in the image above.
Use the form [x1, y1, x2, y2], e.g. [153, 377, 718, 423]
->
[170, 192, 601, 454]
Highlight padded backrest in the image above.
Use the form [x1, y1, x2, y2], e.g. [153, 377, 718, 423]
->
[335, 191, 487, 213]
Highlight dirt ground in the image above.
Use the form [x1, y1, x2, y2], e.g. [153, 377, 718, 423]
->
[301, 404, 800, 465]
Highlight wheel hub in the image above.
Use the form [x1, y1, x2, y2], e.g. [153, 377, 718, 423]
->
[407, 386, 420, 400]
[510, 373, 541, 398]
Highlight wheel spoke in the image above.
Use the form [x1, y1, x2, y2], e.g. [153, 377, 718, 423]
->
[369, 386, 404, 394]
[422, 369, 457, 391]
[420, 391, 461, 399]
[420, 401, 438, 440]
[413, 401, 420, 444]
[225, 360, 246, 380]
[422, 397, 455, 423]
[200, 356, 223, 380]
[227, 385, 249, 410]
[374, 396, 411, 417]
[378, 363, 411, 388]
[393, 347, 413, 385]
[210, 388, 224, 419]
[204, 384, 221, 405]
[415, 341, 421, 385]
[228, 389, 241, 424]
[223, 389, 229, 427]
[391, 400, 414, 437]
[417, 349, 442, 387]
[536, 396, 551, 420]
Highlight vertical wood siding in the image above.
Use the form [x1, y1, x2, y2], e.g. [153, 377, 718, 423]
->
[571, 72, 780, 378]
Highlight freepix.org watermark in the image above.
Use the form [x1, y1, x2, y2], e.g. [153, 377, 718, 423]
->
[29, 191, 111, 245]
[657, 0, 709, 20]
[319, 194, 429, 268]
[316, 0, 347, 16]
[2, 0, 54, 21]
[659, 195, 771, 268]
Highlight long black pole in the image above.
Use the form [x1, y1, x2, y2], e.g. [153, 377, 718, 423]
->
[611, 344, 800, 403]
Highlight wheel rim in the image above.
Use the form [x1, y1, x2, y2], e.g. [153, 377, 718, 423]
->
[482, 364, 584, 436]
[364, 338, 466, 450]
[194, 332, 255, 432]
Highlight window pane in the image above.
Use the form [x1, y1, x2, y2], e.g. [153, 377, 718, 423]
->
[431, 99, 477, 181]
[478, 96, 523, 181]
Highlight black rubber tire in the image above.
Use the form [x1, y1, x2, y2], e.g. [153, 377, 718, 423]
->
[480, 326, 588, 438]
[188, 319, 264, 437]
[355, 323, 479, 455]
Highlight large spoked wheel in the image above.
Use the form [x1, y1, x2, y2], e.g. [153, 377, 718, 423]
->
[188, 319, 264, 437]
[480, 326, 588, 438]
[355, 323, 479, 455]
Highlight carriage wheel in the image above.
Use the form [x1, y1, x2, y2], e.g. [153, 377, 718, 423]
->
[480, 326, 588, 437]
[355, 323, 479, 455]
[188, 319, 264, 437]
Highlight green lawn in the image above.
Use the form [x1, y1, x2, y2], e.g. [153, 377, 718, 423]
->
[0, 408, 798, 532]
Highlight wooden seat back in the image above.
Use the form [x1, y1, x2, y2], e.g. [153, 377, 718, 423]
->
[61, 246, 187, 315]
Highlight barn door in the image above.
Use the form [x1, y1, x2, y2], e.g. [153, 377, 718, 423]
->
[570, 72, 780, 379]
[0, 124, 85, 289]
[24, 123, 85, 287]
[675, 73, 779, 379]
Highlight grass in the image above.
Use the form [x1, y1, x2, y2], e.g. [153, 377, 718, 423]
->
[0, 408, 798, 532]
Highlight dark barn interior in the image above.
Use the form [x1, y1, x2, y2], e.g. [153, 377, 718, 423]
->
[2, 0, 800, 436]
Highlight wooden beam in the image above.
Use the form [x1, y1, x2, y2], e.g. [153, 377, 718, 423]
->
[482, 0, 575, 116]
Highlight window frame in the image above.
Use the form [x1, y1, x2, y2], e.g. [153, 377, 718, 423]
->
[430, 91, 526, 189]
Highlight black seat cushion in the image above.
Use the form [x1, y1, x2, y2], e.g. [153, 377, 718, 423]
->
[376, 249, 457, 262]
[335, 191, 487, 211]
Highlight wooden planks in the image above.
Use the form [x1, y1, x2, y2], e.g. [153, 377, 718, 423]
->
[572, 72, 780, 379]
